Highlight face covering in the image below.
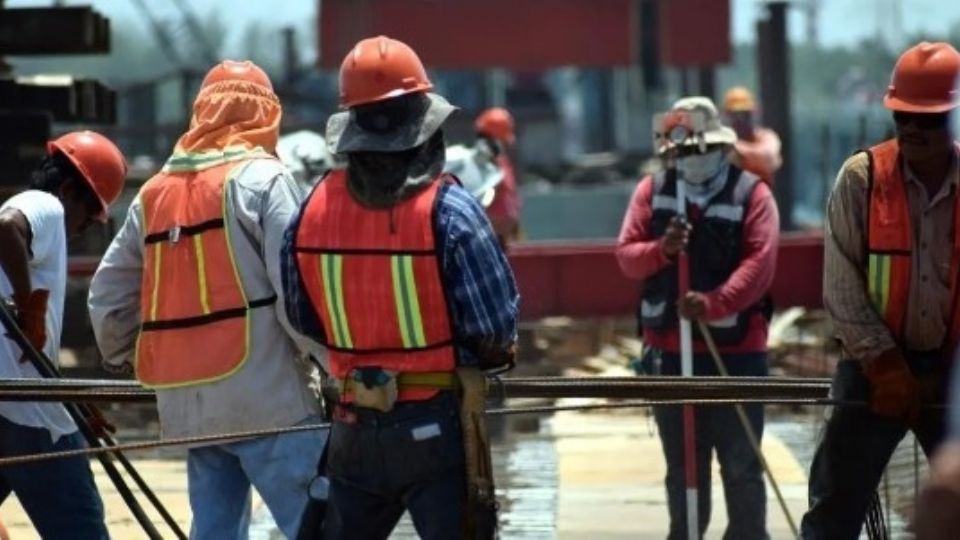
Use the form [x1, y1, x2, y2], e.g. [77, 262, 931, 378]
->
[677, 148, 726, 185]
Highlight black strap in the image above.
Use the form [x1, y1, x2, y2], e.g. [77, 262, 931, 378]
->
[144, 218, 225, 245]
[141, 295, 277, 332]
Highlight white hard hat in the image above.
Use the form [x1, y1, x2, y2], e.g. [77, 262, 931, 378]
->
[277, 130, 337, 188]
[444, 143, 504, 207]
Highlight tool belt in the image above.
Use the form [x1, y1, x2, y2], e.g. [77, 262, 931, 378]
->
[329, 368, 459, 412]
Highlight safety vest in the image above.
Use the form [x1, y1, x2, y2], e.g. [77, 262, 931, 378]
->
[293, 170, 456, 401]
[135, 147, 277, 388]
[865, 139, 960, 349]
[639, 165, 765, 345]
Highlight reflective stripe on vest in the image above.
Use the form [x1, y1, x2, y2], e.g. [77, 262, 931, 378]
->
[866, 139, 960, 348]
[136, 152, 276, 389]
[293, 170, 456, 401]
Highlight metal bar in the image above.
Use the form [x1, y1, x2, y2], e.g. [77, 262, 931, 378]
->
[0, 300, 171, 539]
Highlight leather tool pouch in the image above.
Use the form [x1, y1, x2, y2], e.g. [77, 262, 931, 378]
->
[349, 367, 399, 412]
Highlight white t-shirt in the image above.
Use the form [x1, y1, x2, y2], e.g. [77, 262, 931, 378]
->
[0, 190, 76, 442]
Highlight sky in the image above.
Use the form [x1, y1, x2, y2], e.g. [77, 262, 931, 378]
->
[7, 0, 960, 59]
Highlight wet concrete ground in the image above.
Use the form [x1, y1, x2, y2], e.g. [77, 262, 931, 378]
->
[0, 406, 925, 538]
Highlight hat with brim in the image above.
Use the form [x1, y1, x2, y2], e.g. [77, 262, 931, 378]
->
[663, 96, 738, 152]
[326, 93, 458, 154]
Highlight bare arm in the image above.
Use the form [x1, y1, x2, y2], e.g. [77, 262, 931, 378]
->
[0, 208, 32, 303]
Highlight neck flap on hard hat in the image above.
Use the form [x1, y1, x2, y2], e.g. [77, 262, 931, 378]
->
[164, 80, 281, 172]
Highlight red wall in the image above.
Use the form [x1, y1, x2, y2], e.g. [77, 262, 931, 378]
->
[659, 0, 732, 66]
[320, 0, 638, 69]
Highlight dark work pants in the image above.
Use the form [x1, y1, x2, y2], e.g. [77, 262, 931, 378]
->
[801, 354, 949, 540]
[323, 392, 466, 540]
[0, 416, 107, 539]
[647, 349, 770, 540]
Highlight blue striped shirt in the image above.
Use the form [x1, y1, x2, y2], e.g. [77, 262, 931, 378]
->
[280, 181, 520, 367]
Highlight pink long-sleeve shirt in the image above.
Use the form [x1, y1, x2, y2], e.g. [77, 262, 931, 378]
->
[616, 174, 780, 353]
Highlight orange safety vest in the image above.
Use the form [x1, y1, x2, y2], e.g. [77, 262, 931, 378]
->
[293, 170, 456, 401]
[866, 138, 960, 350]
[135, 148, 277, 388]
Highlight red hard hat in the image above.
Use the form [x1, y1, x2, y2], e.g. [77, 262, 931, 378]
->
[338, 36, 433, 108]
[47, 131, 127, 223]
[201, 60, 273, 91]
[475, 107, 516, 145]
[884, 41, 960, 113]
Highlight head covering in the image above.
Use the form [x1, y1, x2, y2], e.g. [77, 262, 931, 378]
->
[669, 96, 738, 148]
[172, 61, 281, 158]
[326, 92, 457, 154]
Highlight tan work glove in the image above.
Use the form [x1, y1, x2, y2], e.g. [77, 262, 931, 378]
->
[12, 289, 49, 361]
[862, 347, 920, 423]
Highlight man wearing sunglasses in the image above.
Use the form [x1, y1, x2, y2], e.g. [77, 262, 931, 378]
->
[616, 97, 779, 539]
[802, 41, 960, 538]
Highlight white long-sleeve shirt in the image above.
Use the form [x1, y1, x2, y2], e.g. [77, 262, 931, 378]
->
[89, 158, 322, 439]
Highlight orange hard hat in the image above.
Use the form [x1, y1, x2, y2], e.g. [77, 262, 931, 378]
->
[201, 60, 273, 91]
[475, 107, 516, 145]
[47, 131, 127, 223]
[338, 36, 433, 108]
[723, 86, 756, 112]
[884, 42, 960, 113]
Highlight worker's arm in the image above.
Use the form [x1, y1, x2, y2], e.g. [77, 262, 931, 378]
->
[440, 185, 520, 368]
[235, 159, 326, 362]
[732, 128, 783, 178]
[0, 208, 32, 303]
[821, 154, 897, 362]
[616, 176, 674, 280]
[88, 197, 145, 374]
[701, 182, 780, 320]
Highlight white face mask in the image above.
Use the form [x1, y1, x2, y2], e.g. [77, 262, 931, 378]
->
[677, 149, 726, 185]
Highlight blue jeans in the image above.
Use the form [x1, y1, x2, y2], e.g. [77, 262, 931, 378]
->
[323, 392, 467, 540]
[187, 415, 328, 540]
[801, 356, 948, 539]
[0, 416, 107, 539]
[645, 349, 769, 540]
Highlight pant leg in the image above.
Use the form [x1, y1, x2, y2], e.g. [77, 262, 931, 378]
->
[801, 360, 908, 540]
[187, 445, 253, 540]
[709, 403, 769, 540]
[654, 404, 713, 540]
[389, 402, 467, 540]
[324, 415, 404, 540]
[0, 421, 107, 540]
[236, 415, 328, 539]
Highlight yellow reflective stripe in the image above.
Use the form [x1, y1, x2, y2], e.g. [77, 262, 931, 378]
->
[868, 254, 891, 316]
[194, 235, 211, 315]
[402, 256, 427, 347]
[320, 254, 352, 348]
[150, 243, 162, 321]
[390, 256, 413, 348]
[391, 255, 427, 348]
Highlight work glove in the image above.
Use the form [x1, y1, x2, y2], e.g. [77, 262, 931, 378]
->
[677, 291, 708, 320]
[84, 406, 117, 440]
[11, 289, 49, 361]
[659, 217, 691, 259]
[862, 348, 920, 423]
[914, 442, 960, 539]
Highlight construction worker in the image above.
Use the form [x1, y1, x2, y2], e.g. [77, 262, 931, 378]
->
[87, 61, 326, 539]
[475, 107, 523, 248]
[0, 130, 126, 538]
[616, 97, 780, 539]
[723, 86, 783, 185]
[801, 42, 960, 538]
[281, 36, 519, 539]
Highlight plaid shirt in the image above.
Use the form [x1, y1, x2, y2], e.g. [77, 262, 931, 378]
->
[280, 181, 520, 367]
